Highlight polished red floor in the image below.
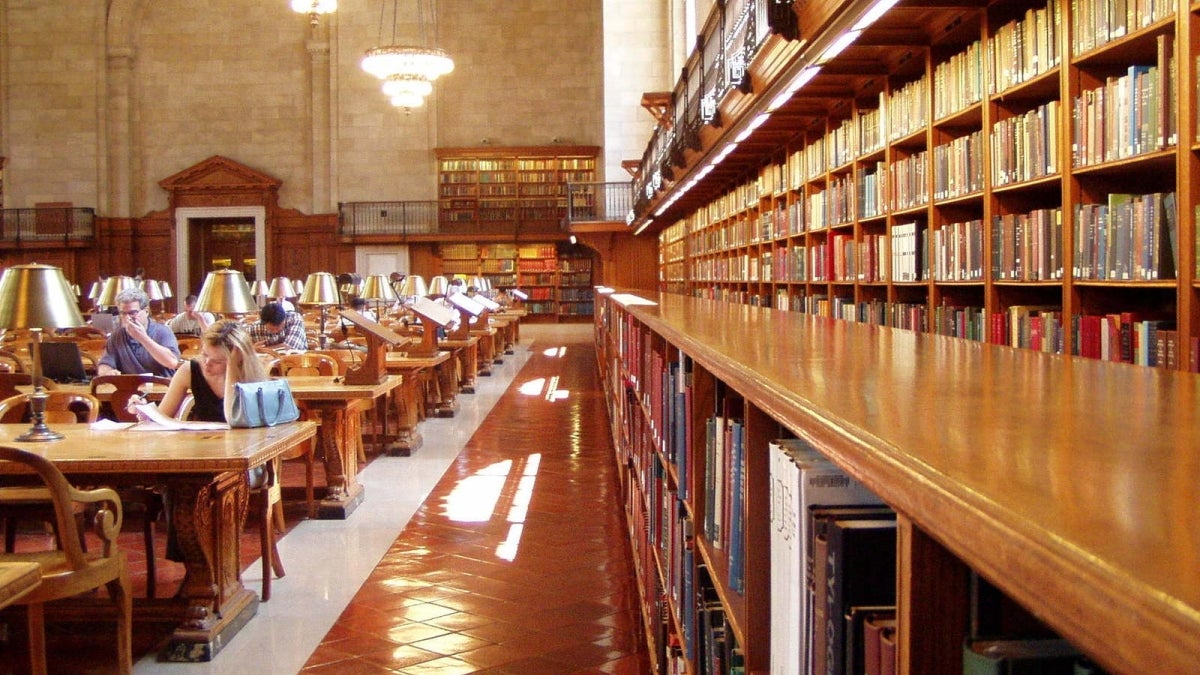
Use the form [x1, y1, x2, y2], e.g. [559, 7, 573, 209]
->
[0, 325, 650, 674]
[299, 327, 650, 674]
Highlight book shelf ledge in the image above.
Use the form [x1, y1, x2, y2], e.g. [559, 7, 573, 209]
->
[613, 292, 1200, 674]
[988, 66, 1061, 102]
[1072, 147, 1177, 176]
[1069, 14, 1177, 65]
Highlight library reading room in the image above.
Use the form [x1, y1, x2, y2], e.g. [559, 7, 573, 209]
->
[0, 0, 1198, 674]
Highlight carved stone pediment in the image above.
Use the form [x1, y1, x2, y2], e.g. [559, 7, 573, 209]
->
[158, 156, 281, 193]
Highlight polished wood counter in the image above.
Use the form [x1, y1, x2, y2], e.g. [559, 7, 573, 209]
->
[615, 292, 1200, 675]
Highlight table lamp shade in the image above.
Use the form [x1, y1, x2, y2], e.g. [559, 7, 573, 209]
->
[468, 276, 490, 293]
[195, 269, 259, 314]
[426, 275, 449, 298]
[87, 281, 102, 300]
[299, 272, 340, 305]
[361, 274, 400, 302]
[293, 279, 305, 296]
[396, 275, 427, 299]
[0, 264, 86, 329]
[95, 275, 136, 307]
[144, 280, 164, 301]
[251, 279, 270, 296]
[159, 282, 173, 298]
[267, 276, 294, 299]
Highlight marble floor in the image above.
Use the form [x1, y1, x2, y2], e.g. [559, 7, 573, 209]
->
[0, 323, 650, 674]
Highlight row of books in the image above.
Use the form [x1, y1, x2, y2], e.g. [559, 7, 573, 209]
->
[990, 100, 1059, 186]
[931, 219, 985, 282]
[1072, 191, 1177, 281]
[993, 208, 1065, 281]
[932, 130, 985, 201]
[1070, 42, 1176, 168]
[1069, 0, 1174, 56]
[986, 1, 1062, 94]
[768, 437, 893, 675]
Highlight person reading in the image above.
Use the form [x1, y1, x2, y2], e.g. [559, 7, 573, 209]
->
[166, 294, 214, 336]
[96, 287, 181, 377]
[126, 320, 271, 564]
[249, 302, 308, 352]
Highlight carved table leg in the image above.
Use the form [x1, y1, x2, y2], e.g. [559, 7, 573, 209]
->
[161, 472, 258, 662]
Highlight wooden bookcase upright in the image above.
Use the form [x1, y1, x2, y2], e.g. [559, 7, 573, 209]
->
[596, 291, 1200, 675]
[655, 0, 1200, 373]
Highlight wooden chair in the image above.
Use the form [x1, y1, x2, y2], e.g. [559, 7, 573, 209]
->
[0, 349, 25, 374]
[63, 326, 107, 340]
[0, 445, 132, 674]
[0, 375, 58, 419]
[0, 392, 102, 554]
[272, 352, 338, 377]
[88, 375, 171, 598]
[175, 336, 201, 359]
[90, 374, 172, 421]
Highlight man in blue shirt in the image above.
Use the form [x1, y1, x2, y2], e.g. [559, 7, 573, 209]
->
[96, 288, 182, 377]
[249, 301, 309, 351]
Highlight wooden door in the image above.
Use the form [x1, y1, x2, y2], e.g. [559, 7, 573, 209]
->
[187, 218, 257, 295]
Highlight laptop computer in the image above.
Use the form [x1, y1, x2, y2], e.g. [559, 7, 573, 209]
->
[39, 341, 91, 384]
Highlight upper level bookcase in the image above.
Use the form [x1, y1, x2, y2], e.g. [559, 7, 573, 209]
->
[596, 290, 1200, 675]
[655, 0, 1200, 373]
[435, 146, 600, 231]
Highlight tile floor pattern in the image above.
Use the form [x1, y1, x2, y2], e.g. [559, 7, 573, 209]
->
[0, 324, 650, 674]
[298, 326, 650, 674]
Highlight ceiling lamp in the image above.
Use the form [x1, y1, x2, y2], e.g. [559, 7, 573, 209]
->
[291, 0, 337, 26]
[362, 0, 453, 109]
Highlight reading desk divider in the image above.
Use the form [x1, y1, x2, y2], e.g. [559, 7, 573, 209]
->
[336, 308, 409, 385]
[403, 298, 456, 358]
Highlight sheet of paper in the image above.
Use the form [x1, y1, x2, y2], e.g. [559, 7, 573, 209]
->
[90, 419, 135, 431]
[129, 403, 230, 431]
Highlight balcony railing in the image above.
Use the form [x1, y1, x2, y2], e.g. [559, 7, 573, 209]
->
[565, 182, 634, 224]
[337, 201, 438, 237]
[0, 208, 96, 243]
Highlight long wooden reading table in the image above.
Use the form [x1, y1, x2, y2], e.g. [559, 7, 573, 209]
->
[0, 421, 317, 661]
[286, 375, 403, 519]
[383, 351, 449, 455]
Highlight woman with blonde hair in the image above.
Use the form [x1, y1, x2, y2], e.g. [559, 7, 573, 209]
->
[131, 320, 268, 422]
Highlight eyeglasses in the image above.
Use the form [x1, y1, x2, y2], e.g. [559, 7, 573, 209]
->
[118, 308, 145, 316]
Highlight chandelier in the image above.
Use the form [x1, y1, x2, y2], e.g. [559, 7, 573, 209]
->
[290, 0, 337, 26]
[362, 0, 453, 110]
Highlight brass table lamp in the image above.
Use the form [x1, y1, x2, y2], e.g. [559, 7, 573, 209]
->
[194, 269, 260, 316]
[298, 272, 340, 348]
[0, 263, 86, 441]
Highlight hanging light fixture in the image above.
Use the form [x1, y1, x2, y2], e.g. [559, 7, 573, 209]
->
[291, 0, 337, 26]
[362, 0, 453, 109]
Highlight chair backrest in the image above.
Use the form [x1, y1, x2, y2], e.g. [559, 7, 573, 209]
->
[0, 391, 101, 424]
[0, 349, 24, 374]
[0, 372, 59, 401]
[176, 336, 201, 359]
[274, 352, 338, 378]
[65, 326, 108, 340]
[312, 350, 355, 376]
[89, 374, 173, 423]
[0, 445, 123, 567]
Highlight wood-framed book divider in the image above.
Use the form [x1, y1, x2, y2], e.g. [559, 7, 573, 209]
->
[337, 308, 408, 385]
[403, 298, 456, 359]
[446, 292, 490, 340]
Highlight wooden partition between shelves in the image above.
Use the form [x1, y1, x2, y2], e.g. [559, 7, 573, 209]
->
[596, 290, 1200, 675]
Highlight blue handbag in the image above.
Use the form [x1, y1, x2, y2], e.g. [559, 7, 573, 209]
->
[229, 379, 301, 428]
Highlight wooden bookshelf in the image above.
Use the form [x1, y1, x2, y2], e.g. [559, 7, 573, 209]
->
[655, 0, 1199, 373]
[435, 146, 600, 230]
[596, 290, 1200, 674]
[434, 242, 595, 320]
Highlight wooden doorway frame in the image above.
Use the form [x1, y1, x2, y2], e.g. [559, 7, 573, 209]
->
[174, 206, 266, 298]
